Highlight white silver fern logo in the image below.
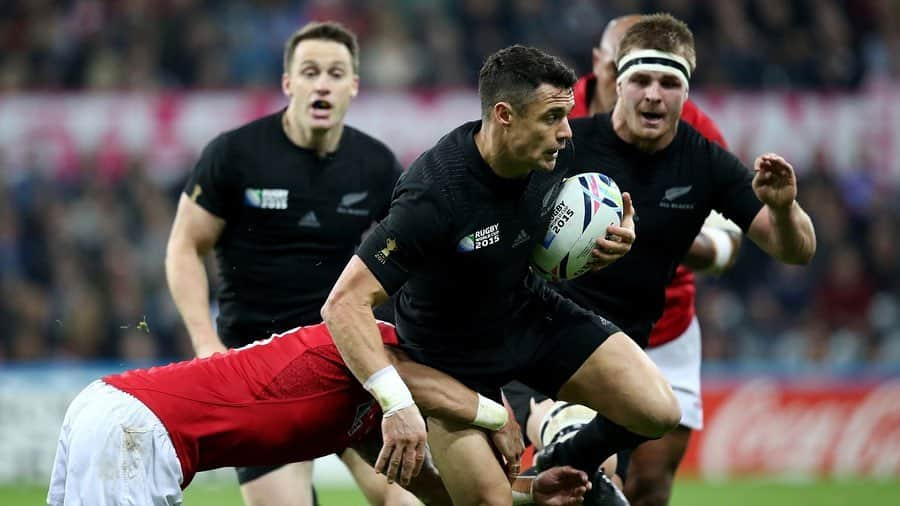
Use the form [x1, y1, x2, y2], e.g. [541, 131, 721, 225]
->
[662, 185, 692, 201]
[341, 191, 369, 206]
[337, 191, 370, 216]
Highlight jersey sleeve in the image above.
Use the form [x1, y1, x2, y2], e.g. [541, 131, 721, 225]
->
[182, 133, 238, 219]
[357, 169, 453, 294]
[707, 143, 763, 232]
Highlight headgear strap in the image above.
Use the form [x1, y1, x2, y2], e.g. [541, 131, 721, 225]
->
[616, 49, 691, 89]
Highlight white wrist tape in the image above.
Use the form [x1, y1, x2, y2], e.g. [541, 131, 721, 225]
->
[703, 210, 742, 234]
[511, 479, 535, 505]
[473, 394, 508, 431]
[364, 365, 415, 417]
[701, 226, 735, 272]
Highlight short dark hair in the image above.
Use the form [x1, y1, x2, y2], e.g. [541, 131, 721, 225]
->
[617, 13, 696, 71]
[478, 45, 577, 119]
[283, 21, 360, 74]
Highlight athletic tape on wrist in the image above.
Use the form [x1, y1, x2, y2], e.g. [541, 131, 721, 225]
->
[473, 394, 508, 431]
[701, 226, 734, 272]
[511, 477, 536, 505]
[364, 365, 415, 416]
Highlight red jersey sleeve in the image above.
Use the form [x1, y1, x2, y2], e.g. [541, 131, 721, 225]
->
[681, 99, 728, 149]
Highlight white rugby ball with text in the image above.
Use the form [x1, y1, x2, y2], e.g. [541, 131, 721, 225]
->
[532, 172, 623, 281]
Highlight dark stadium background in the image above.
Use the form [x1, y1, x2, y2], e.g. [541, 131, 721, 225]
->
[0, 1, 898, 504]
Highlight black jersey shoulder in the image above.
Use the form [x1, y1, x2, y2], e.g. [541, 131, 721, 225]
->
[217, 111, 283, 152]
[339, 125, 403, 175]
[396, 121, 488, 219]
[341, 125, 396, 161]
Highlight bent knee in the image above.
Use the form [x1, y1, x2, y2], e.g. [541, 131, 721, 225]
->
[635, 387, 681, 437]
[653, 388, 682, 436]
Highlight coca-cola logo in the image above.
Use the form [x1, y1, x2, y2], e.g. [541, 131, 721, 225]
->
[699, 379, 900, 478]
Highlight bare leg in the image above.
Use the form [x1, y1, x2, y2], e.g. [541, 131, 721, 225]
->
[240, 462, 314, 506]
[624, 426, 691, 506]
[558, 333, 679, 436]
[341, 448, 420, 505]
[427, 417, 513, 506]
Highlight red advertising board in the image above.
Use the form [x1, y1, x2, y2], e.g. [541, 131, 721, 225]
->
[681, 379, 900, 478]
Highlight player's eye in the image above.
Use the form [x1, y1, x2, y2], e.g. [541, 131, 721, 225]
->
[661, 78, 681, 89]
[631, 75, 650, 86]
[329, 69, 345, 79]
[301, 67, 319, 78]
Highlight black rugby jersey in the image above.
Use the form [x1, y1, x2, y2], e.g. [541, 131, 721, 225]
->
[358, 121, 564, 351]
[185, 111, 402, 346]
[558, 113, 763, 347]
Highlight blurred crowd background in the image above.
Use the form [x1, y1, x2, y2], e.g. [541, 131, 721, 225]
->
[1, 0, 898, 370]
[1, 0, 899, 90]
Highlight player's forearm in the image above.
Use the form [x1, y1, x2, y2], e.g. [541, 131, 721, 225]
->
[322, 296, 393, 385]
[391, 352, 509, 432]
[393, 358, 477, 424]
[767, 201, 816, 264]
[165, 245, 220, 353]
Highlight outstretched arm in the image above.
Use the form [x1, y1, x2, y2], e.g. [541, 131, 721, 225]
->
[322, 255, 426, 486]
[746, 153, 816, 264]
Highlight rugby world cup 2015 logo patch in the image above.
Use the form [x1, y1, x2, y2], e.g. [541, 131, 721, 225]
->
[457, 223, 500, 252]
[245, 188, 289, 210]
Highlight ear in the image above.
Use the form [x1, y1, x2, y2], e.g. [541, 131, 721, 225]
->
[592, 48, 602, 76]
[351, 74, 360, 98]
[281, 72, 291, 97]
[494, 102, 514, 127]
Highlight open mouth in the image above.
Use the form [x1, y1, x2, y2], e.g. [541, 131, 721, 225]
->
[640, 111, 664, 123]
[311, 100, 333, 110]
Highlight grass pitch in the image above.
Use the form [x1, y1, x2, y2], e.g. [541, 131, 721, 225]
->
[12, 477, 900, 505]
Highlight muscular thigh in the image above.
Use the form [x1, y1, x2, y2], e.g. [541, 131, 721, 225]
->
[517, 283, 621, 398]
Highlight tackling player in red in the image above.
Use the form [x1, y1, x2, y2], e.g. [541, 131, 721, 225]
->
[48, 322, 591, 506]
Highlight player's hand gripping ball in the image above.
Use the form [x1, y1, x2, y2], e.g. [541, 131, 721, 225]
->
[532, 172, 623, 281]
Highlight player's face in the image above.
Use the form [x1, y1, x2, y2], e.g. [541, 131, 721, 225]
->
[507, 84, 574, 173]
[282, 39, 359, 132]
[616, 69, 686, 143]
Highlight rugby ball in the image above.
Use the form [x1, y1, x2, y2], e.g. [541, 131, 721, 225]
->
[532, 172, 623, 281]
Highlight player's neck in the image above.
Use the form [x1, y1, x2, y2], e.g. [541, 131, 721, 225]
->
[611, 103, 676, 154]
[474, 122, 531, 179]
[282, 110, 343, 158]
